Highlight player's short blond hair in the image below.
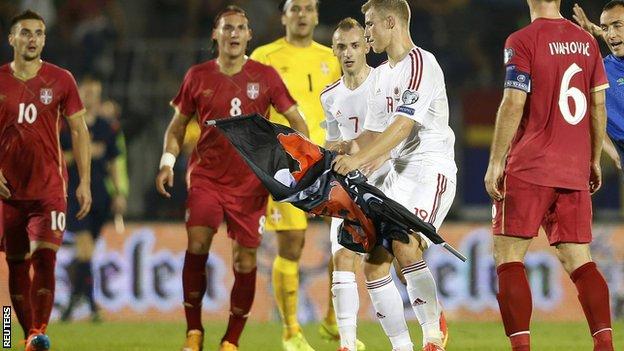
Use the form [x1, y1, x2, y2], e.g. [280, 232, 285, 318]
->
[334, 17, 364, 33]
[361, 0, 410, 25]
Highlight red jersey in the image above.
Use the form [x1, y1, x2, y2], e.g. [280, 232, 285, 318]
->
[171, 59, 296, 196]
[503, 18, 609, 190]
[0, 62, 84, 200]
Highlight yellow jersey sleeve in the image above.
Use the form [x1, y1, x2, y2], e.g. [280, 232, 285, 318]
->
[250, 38, 341, 146]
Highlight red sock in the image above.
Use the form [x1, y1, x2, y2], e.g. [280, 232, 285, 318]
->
[30, 249, 56, 332]
[182, 251, 208, 332]
[510, 333, 530, 351]
[7, 258, 32, 338]
[222, 267, 257, 346]
[570, 262, 613, 351]
[496, 262, 532, 350]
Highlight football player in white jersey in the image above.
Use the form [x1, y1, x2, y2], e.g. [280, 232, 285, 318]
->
[320, 17, 390, 351]
[332, 1, 457, 351]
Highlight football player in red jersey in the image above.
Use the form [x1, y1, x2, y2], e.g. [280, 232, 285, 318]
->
[154, 5, 308, 351]
[484, 1, 613, 350]
[0, 9, 91, 351]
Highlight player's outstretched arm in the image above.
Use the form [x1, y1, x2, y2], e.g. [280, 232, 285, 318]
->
[155, 109, 191, 198]
[333, 116, 414, 175]
[67, 110, 92, 219]
[282, 105, 310, 138]
[573, 4, 604, 38]
[589, 90, 608, 193]
[484, 88, 527, 201]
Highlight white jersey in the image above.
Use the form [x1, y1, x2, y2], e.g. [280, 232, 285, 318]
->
[321, 69, 375, 142]
[321, 68, 392, 255]
[364, 46, 457, 179]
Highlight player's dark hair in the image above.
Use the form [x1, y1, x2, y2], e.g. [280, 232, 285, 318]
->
[335, 17, 364, 32]
[9, 9, 45, 32]
[604, 0, 624, 12]
[279, 0, 320, 13]
[210, 5, 249, 55]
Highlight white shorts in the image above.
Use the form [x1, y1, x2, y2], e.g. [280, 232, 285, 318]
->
[329, 160, 392, 255]
[380, 166, 456, 247]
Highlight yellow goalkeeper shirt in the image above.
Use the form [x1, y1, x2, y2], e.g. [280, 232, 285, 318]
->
[250, 38, 341, 146]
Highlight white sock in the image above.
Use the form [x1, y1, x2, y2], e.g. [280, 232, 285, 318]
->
[402, 261, 442, 346]
[366, 275, 413, 350]
[332, 271, 358, 349]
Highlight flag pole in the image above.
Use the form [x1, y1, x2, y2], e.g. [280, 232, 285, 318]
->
[441, 242, 467, 262]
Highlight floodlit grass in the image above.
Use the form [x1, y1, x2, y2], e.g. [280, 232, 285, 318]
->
[7, 320, 624, 350]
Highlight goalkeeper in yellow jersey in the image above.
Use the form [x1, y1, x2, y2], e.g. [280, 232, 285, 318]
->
[250, 1, 355, 350]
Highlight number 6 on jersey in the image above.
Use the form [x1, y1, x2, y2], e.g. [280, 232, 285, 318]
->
[559, 63, 587, 125]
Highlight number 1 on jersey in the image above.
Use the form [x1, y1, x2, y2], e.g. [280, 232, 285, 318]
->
[18, 103, 37, 124]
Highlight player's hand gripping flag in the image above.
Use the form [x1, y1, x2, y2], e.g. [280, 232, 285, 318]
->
[206, 114, 466, 261]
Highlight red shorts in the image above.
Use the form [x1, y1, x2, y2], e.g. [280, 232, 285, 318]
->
[186, 185, 268, 248]
[492, 174, 592, 245]
[1, 198, 67, 254]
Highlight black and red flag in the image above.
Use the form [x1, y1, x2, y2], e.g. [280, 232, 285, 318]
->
[206, 114, 465, 261]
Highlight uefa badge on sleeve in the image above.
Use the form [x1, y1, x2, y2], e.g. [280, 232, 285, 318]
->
[40, 88, 53, 105]
[402, 90, 419, 105]
[247, 83, 259, 100]
[504, 48, 514, 65]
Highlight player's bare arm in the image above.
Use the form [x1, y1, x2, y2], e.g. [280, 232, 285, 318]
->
[67, 109, 92, 219]
[156, 108, 192, 198]
[573, 4, 604, 37]
[603, 137, 621, 171]
[589, 89, 607, 194]
[484, 88, 527, 201]
[333, 115, 414, 175]
[281, 105, 310, 137]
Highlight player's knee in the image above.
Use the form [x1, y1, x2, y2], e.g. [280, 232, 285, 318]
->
[74, 232, 95, 260]
[277, 230, 305, 261]
[393, 238, 425, 267]
[30, 241, 59, 253]
[555, 243, 591, 274]
[187, 240, 211, 254]
[233, 248, 257, 273]
[493, 237, 527, 266]
[363, 260, 391, 282]
[333, 249, 357, 271]
[186, 227, 216, 254]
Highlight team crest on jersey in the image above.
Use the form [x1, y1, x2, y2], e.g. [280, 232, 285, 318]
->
[402, 90, 419, 105]
[321, 62, 330, 75]
[504, 48, 514, 64]
[247, 83, 260, 100]
[40, 88, 53, 105]
[393, 87, 400, 101]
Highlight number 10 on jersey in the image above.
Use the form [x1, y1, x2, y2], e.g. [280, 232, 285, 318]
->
[17, 103, 37, 124]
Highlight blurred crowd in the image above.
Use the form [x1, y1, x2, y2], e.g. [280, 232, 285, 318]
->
[0, 0, 612, 219]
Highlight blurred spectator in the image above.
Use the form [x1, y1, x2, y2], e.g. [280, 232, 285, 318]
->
[57, 0, 125, 78]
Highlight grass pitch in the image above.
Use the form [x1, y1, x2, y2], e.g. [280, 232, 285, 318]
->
[7, 320, 624, 350]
